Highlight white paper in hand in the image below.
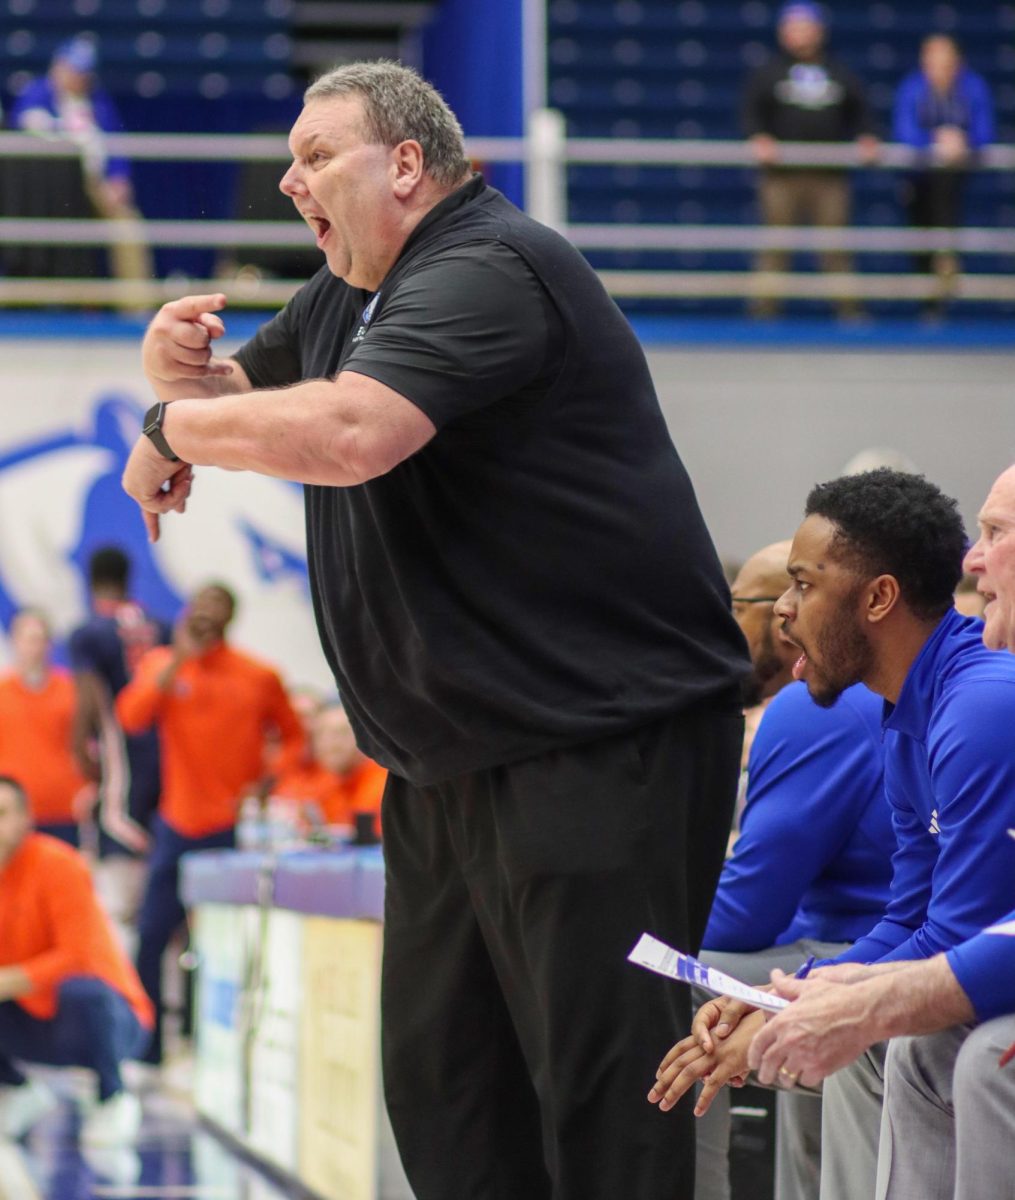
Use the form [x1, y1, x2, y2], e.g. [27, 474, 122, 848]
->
[627, 933, 789, 1012]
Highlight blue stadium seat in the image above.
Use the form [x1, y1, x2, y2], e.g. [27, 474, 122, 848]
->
[550, 0, 1013, 295]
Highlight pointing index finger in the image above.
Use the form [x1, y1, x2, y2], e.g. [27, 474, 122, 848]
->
[167, 293, 227, 320]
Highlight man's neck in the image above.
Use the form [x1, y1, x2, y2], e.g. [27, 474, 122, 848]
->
[357, 171, 475, 291]
[0, 836, 27, 872]
[92, 585, 126, 604]
[17, 664, 48, 690]
[865, 616, 945, 705]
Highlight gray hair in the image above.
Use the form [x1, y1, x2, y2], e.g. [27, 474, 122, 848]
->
[305, 60, 470, 188]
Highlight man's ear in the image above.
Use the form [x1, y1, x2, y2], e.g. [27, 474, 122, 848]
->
[866, 574, 900, 624]
[392, 140, 424, 198]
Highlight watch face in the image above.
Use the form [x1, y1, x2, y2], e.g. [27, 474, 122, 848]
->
[142, 403, 164, 438]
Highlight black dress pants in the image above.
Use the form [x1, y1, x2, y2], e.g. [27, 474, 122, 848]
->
[904, 169, 966, 274]
[381, 700, 743, 1200]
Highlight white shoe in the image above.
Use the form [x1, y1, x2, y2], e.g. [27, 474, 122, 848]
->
[79, 1090, 142, 1147]
[81, 1144, 143, 1184]
[0, 1078, 58, 1138]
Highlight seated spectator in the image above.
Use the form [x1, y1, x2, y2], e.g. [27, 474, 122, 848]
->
[696, 541, 893, 1200]
[10, 35, 152, 307]
[748, 460, 1015, 1200]
[117, 583, 304, 1065]
[288, 684, 326, 737]
[0, 775, 151, 1144]
[742, 2, 879, 319]
[275, 701, 387, 836]
[728, 543, 786, 778]
[263, 682, 324, 777]
[892, 34, 995, 305]
[0, 609, 93, 847]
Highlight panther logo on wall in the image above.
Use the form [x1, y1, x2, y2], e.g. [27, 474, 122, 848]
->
[0, 394, 329, 689]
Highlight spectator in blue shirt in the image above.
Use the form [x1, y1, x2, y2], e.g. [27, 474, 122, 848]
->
[648, 469, 1015, 1200]
[695, 540, 893, 1200]
[749, 461, 1015, 1200]
[892, 35, 996, 299]
[10, 36, 152, 304]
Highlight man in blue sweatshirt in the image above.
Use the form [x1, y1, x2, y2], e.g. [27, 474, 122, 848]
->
[696, 540, 893, 1200]
[648, 469, 1015, 1200]
[748, 462, 1015, 1200]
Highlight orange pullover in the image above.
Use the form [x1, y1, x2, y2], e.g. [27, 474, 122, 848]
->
[274, 756, 387, 827]
[0, 669, 90, 825]
[116, 642, 304, 838]
[0, 833, 153, 1026]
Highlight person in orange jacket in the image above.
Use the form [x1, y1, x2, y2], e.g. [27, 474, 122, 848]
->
[0, 775, 152, 1145]
[116, 582, 304, 1064]
[274, 700, 387, 835]
[0, 610, 94, 847]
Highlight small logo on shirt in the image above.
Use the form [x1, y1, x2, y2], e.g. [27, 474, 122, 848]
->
[351, 290, 381, 345]
[929, 809, 940, 836]
[775, 65, 845, 111]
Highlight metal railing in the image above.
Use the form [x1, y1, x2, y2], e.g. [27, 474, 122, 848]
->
[0, 118, 1011, 308]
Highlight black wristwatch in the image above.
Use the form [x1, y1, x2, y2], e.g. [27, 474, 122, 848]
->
[142, 402, 180, 462]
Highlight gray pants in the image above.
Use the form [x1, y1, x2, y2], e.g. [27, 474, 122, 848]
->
[819, 1041, 887, 1200]
[694, 941, 847, 1200]
[876, 1015, 1015, 1200]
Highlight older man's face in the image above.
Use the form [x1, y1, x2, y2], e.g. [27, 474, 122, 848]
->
[280, 94, 402, 289]
[964, 466, 1015, 651]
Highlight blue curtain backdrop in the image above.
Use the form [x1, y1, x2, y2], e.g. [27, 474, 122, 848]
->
[421, 0, 526, 207]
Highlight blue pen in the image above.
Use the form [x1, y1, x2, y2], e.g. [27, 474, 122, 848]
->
[794, 955, 816, 980]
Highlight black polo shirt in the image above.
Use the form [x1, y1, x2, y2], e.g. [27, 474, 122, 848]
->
[235, 176, 747, 784]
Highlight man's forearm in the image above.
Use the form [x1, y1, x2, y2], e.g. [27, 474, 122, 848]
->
[162, 381, 365, 484]
[160, 370, 434, 487]
[867, 955, 975, 1041]
[155, 652, 187, 692]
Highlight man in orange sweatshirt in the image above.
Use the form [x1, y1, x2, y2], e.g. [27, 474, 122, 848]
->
[0, 775, 152, 1145]
[116, 582, 304, 1064]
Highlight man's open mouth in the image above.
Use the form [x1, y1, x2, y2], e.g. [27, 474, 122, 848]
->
[305, 215, 331, 247]
[780, 624, 808, 679]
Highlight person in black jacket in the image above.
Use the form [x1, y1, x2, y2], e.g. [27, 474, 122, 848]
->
[120, 60, 748, 1200]
[742, 2, 880, 317]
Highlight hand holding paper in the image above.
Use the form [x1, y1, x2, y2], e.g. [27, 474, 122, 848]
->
[630, 933, 786, 1116]
[627, 933, 789, 1013]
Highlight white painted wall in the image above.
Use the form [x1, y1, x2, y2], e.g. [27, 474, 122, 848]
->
[647, 348, 1015, 568]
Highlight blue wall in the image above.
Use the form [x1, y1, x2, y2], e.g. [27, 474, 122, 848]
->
[421, 0, 525, 205]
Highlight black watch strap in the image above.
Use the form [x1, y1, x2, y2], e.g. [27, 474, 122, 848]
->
[142, 402, 180, 462]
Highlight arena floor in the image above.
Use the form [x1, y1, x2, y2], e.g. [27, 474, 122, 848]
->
[0, 1069, 289, 1200]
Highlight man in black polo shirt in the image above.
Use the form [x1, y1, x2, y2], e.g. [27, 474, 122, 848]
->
[742, 1, 880, 317]
[122, 61, 748, 1200]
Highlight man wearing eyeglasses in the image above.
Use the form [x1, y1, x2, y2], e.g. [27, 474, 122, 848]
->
[694, 540, 894, 1200]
